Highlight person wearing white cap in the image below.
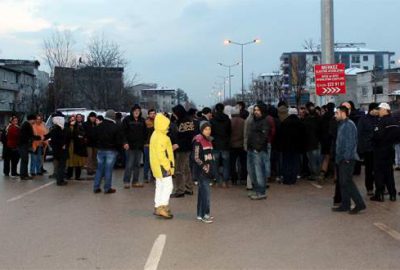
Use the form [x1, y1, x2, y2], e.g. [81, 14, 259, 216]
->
[371, 102, 399, 202]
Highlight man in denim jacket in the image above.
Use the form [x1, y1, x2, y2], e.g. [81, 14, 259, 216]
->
[332, 106, 366, 215]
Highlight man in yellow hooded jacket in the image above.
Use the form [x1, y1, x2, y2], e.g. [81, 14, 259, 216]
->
[150, 113, 175, 219]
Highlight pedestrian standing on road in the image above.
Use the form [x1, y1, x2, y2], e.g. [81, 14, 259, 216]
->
[318, 102, 335, 184]
[44, 112, 70, 186]
[66, 114, 87, 180]
[122, 104, 147, 188]
[276, 108, 306, 185]
[19, 114, 41, 180]
[170, 104, 196, 197]
[2, 116, 20, 177]
[230, 107, 247, 185]
[357, 103, 379, 196]
[144, 109, 156, 183]
[93, 110, 123, 194]
[332, 106, 366, 214]
[30, 114, 48, 176]
[236, 101, 249, 120]
[83, 112, 98, 176]
[150, 113, 175, 219]
[302, 102, 321, 181]
[370, 103, 399, 202]
[247, 103, 270, 200]
[193, 121, 215, 223]
[210, 103, 231, 188]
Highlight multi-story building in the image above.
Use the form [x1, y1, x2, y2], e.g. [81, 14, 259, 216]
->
[0, 59, 49, 126]
[280, 43, 396, 104]
[251, 72, 282, 105]
[53, 66, 124, 110]
[139, 86, 177, 112]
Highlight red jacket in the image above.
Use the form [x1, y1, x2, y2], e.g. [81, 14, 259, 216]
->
[6, 125, 20, 149]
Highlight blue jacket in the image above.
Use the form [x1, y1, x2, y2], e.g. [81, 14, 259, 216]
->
[336, 118, 358, 164]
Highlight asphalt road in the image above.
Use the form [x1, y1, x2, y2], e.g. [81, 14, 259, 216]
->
[0, 161, 399, 270]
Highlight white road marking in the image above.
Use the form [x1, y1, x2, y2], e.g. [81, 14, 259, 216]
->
[144, 234, 167, 270]
[7, 181, 55, 203]
[374, 222, 400, 241]
[310, 182, 323, 189]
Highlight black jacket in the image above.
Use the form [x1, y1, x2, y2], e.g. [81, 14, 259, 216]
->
[373, 115, 400, 164]
[193, 134, 215, 179]
[170, 116, 196, 152]
[277, 115, 306, 153]
[83, 121, 97, 147]
[94, 119, 123, 151]
[122, 115, 147, 150]
[210, 112, 231, 150]
[19, 121, 40, 147]
[71, 123, 87, 157]
[44, 125, 70, 160]
[247, 115, 269, 152]
[302, 114, 321, 151]
[357, 113, 378, 154]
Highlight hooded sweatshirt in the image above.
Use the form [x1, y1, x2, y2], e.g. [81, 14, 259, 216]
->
[150, 114, 175, 179]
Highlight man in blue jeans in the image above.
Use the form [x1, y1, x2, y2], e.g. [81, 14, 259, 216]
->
[247, 103, 270, 200]
[93, 110, 123, 194]
[210, 103, 231, 188]
[332, 106, 366, 214]
[122, 104, 147, 188]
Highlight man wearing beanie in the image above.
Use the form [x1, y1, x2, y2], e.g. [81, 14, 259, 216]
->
[193, 121, 215, 223]
[122, 104, 147, 188]
[357, 102, 379, 196]
[19, 114, 41, 180]
[170, 104, 195, 197]
[93, 109, 123, 194]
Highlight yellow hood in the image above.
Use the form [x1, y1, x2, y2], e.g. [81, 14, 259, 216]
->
[154, 113, 170, 134]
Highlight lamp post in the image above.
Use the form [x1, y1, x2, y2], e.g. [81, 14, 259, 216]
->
[218, 62, 239, 99]
[224, 39, 261, 99]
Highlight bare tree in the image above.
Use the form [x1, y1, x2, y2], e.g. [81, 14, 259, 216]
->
[86, 34, 127, 68]
[43, 30, 77, 72]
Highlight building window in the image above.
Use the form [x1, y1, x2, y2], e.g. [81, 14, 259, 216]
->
[352, 55, 360, 63]
[363, 66, 369, 70]
[373, 86, 383, 95]
[362, 86, 368, 97]
[312, 55, 318, 62]
[363, 55, 369, 61]
[351, 65, 360, 68]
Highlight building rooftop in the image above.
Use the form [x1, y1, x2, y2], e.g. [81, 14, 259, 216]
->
[345, 68, 366, 76]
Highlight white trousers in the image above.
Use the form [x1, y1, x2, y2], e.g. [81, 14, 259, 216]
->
[154, 176, 173, 207]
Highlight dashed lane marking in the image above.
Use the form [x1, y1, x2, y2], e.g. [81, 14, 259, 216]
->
[144, 234, 167, 270]
[7, 181, 55, 203]
[374, 222, 400, 241]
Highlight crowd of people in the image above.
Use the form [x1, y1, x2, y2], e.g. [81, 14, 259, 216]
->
[1, 100, 400, 223]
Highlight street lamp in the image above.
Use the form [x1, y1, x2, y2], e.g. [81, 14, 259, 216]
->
[224, 39, 261, 98]
[218, 62, 239, 99]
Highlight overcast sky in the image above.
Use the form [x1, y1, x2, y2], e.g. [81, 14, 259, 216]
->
[1, 0, 399, 107]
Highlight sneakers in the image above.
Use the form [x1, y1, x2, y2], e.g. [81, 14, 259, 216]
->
[132, 183, 144, 188]
[93, 188, 102, 193]
[200, 217, 213, 224]
[170, 193, 185, 198]
[155, 206, 173, 219]
[250, 194, 267, 200]
[124, 183, 130, 189]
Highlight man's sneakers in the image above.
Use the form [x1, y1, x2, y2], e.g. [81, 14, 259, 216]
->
[104, 188, 116, 194]
[154, 206, 173, 219]
[250, 194, 267, 200]
[124, 183, 130, 189]
[132, 183, 144, 188]
[348, 205, 366, 215]
[197, 214, 214, 224]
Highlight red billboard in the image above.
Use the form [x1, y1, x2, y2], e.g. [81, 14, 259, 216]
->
[314, 63, 346, 96]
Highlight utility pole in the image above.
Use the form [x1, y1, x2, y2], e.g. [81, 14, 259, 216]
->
[321, 0, 335, 105]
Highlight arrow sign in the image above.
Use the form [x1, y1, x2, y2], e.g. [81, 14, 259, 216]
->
[315, 64, 346, 96]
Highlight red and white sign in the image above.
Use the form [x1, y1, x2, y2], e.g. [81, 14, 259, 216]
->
[314, 63, 346, 96]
